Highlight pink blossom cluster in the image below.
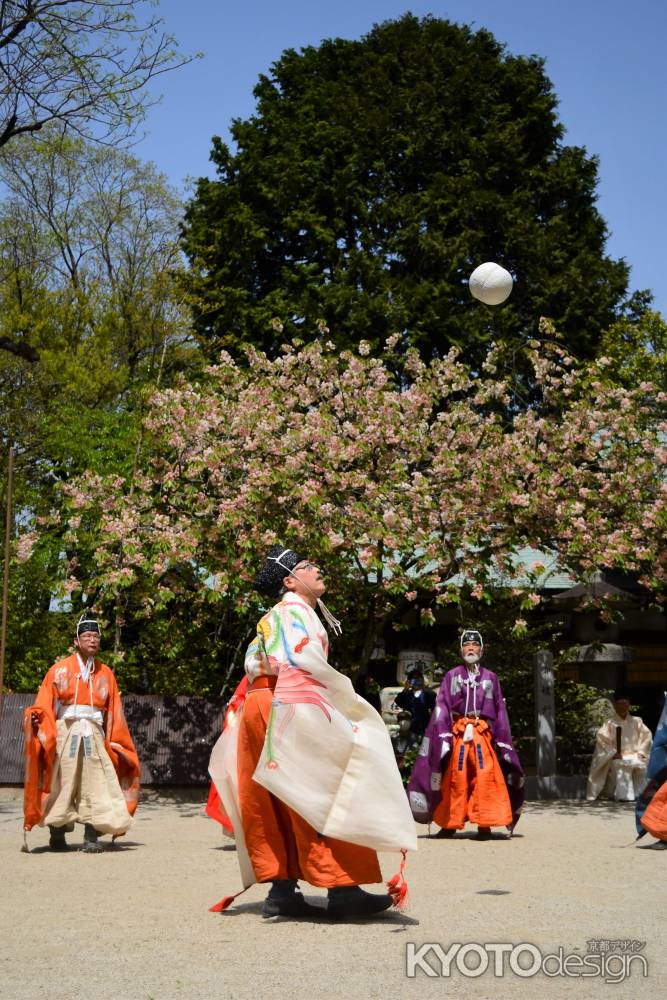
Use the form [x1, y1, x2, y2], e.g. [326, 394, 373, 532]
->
[54, 336, 666, 652]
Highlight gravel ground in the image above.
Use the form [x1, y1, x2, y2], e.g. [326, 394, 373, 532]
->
[0, 786, 664, 1000]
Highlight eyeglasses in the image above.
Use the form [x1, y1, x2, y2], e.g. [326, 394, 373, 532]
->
[295, 561, 318, 572]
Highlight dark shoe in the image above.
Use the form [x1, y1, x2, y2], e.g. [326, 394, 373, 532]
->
[262, 881, 321, 918]
[48, 826, 69, 852]
[262, 893, 322, 917]
[327, 886, 393, 918]
[82, 823, 104, 853]
[433, 828, 456, 839]
[82, 840, 104, 853]
[476, 827, 492, 840]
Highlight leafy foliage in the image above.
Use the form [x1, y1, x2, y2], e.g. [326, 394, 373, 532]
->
[45, 333, 666, 699]
[597, 310, 667, 394]
[183, 14, 636, 367]
[0, 135, 201, 690]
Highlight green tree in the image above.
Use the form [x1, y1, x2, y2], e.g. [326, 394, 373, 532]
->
[0, 135, 199, 691]
[0, 133, 189, 375]
[182, 14, 636, 366]
[597, 310, 667, 393]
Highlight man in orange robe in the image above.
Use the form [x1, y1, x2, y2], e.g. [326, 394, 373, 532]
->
[209, 545, 416, 918]
[23, 613, 140, 852]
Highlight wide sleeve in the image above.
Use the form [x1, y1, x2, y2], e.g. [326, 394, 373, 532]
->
[489, 674, 525, 829]
[490, 676, 522, 778]
[104, 670, 141, 817]
[33, 667, 58, 714]
[490, 675, 517, 751]
[636, 720, 653, 760]
[586, 722, 617, 800]
[406, 677, 453, 823]
[22, 667, 58, 830]
[594, 720, 616, 752]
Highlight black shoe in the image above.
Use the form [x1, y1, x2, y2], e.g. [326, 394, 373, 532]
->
[433, 828, 456, 839]
[48, 826, 69, 852]
[327, 886, 393, 918]
[82, 840, 104, 853]
[476, 827, 492, 841]
[82, 823, 104, 853]
[262, 893, 322, 918]
[262, 881, 321, 918]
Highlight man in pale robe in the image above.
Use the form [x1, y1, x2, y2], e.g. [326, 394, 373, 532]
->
[209, 544, 416, 918]
[587, 690, 652, 802]
[23, 613, 140, 851]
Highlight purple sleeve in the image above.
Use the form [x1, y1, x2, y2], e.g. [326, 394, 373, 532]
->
[490, 674, 525, 829]
[491, 675, 515, 750]
[406, 676, 453, 822]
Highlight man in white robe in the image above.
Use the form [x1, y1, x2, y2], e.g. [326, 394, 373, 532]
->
[587, 690, 652, 801]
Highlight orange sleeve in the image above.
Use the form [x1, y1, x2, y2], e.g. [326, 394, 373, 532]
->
[34, 665, 58, 714]
[22, 667, 58, 830]
[104, 669, 141, 817]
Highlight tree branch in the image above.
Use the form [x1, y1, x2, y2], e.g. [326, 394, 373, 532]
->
[0, 336, 40, 361]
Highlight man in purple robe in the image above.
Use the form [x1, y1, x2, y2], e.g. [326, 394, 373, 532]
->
[407, 629, 524, 839]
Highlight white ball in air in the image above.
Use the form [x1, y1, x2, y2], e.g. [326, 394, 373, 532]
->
[469, 262, 513, 305]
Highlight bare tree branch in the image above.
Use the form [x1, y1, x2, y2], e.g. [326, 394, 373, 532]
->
[0, 1, 193, 148]
[0, 334, 39, 360]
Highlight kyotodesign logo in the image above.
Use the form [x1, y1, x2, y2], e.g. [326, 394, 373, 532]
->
[405, 940, 648, 983]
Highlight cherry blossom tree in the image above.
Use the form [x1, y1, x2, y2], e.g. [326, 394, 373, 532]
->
[51, 327, 666, 678]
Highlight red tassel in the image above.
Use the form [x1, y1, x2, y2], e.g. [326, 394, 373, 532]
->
[387, 848, 409, 911]
[209, 886, 250, 913]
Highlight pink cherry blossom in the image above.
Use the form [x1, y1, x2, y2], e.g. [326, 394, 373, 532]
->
[44, 334, 666, 668]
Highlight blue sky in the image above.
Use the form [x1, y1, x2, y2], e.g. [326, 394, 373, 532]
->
[139, 0, 667, 315]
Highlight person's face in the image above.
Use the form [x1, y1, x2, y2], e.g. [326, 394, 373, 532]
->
[75, 630, 100, 659]
[614, 698, 630, 719]
[409, 674, 423, 689]
[399, 718, 412, 733]
[462, 641, 482, 664]
[284, 560, 326, 600]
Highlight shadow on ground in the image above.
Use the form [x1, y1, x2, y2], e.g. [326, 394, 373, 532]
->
[522, 799, 636, 819]
[220, 897, 420, 927]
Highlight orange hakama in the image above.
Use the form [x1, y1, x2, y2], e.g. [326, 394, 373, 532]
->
[433, 717, 512, 830]
[237, 677, 381, 886]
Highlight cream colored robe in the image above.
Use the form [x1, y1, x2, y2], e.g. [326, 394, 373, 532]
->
[210, 594, 417, 888]
[586, 712, 653, 802]
[43, 717, 133, 835]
